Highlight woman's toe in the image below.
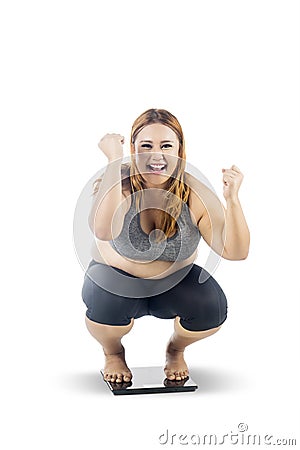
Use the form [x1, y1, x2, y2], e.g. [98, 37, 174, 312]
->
[166, 371, 176, 380]
[116, 373, 123, 382]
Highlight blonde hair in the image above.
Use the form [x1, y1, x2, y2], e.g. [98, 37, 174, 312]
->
[92, 108, 190, 242]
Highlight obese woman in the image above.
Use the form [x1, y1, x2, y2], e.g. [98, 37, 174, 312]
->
[82, 108, 250, 383]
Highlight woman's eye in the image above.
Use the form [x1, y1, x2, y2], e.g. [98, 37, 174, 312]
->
[140, 143, 173, 150]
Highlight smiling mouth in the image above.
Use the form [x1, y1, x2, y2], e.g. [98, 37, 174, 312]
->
[146, 163, 168, 173]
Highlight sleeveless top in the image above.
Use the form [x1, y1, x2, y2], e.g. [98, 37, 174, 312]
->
[109, 191, 201, 261]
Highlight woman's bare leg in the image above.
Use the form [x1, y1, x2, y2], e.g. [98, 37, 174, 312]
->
[165, 316, 222, 380]
[85, 316, 134, 383]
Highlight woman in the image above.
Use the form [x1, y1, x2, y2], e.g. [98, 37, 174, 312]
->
[82, 108, 250, 384]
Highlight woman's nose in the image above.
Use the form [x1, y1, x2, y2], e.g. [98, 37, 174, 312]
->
[152, 146, 164, 155]
[151, 151, 165, 161]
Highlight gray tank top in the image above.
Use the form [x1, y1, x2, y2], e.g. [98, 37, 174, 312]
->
[109, 192, 201, 261]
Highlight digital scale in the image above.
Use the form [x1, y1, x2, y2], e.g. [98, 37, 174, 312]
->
[100, 366, 198, 395]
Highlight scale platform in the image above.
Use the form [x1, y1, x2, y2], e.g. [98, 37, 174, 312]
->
[100, 366, 198, 395]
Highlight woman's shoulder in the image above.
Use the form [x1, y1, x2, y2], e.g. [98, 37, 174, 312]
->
[184, 171, 209, 194]
[185, 171, 222, 217]
[185, 171, 217, 197]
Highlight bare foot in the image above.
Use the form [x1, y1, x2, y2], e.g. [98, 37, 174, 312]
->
[164, 341, 189, 381]
[103, 346, 132, 383]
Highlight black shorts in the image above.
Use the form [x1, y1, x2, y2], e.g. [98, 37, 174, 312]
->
[81, 260, 228, 332]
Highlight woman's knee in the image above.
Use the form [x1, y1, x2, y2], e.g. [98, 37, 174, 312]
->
[178, 276, 228, 332]
[175, 316, 223, 336]
[84, 296, 135, 326]
[85, 315, 134, 335]
[82, 277, 146, 326]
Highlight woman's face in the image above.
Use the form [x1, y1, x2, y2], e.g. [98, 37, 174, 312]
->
[133, 123, 180, 188]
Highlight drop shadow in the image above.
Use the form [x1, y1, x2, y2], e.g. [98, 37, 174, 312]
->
[189, 366, 249, 394]
[59, 371, 109, 395]
[58, 366, 249, 396]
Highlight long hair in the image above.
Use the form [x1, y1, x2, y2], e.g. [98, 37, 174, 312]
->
[130, 108, 190, 241]
[92, 108, 190, 242]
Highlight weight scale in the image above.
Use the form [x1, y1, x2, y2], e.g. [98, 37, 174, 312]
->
[101, 366, 198, 395]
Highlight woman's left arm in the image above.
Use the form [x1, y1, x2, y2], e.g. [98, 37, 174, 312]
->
[189, 165, 250, 261]
[221, 165, 250, 260]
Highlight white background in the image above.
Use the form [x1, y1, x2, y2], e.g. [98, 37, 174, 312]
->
[1, 1, 299, 449]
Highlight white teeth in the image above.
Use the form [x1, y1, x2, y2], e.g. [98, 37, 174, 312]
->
[149, 164, 166, 170]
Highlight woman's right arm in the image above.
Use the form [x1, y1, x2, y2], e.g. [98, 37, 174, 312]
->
[88, 134, 128, 240]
